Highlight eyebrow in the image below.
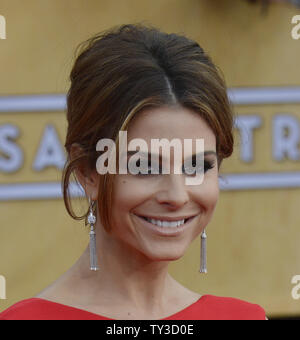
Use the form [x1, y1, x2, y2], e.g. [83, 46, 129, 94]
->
[127, 150, 217, 160]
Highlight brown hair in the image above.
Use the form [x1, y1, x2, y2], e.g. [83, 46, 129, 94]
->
[62, 23, 235, 231]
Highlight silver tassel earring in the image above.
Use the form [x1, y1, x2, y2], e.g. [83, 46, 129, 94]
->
[199, 229, 207, 273]
[87, 197, 99, 271]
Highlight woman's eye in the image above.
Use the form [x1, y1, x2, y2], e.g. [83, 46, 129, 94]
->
[182, 160, 215, 175]
[128, 159, 215, 176]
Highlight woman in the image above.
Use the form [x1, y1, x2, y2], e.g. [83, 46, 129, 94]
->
[0, 23, 266, 320]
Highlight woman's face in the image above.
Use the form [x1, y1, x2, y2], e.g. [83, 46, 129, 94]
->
[109, 105, 219, 261]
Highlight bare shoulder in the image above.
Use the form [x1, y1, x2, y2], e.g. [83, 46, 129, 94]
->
[34, 269, 76, 304]
[34, 264, 106, 310]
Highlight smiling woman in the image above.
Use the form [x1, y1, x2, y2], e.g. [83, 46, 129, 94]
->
[0, 23, 266, 320]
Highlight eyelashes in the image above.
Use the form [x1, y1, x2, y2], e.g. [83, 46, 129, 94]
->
[129, 159, 216, 176]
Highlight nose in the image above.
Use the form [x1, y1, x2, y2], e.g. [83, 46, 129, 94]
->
[155, 174, 189, 209]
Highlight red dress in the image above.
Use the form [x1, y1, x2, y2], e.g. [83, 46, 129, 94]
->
[0, 295, 266, 320]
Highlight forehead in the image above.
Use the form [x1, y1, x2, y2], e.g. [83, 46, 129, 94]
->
[126, 105, 216, 149]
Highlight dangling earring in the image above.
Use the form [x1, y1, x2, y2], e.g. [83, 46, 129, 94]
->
[87, 197, 99, 271]
[199, 229, 207, 273]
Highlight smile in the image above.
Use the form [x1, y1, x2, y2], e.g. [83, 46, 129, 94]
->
[133, 214, 198, 236]
[141, 216, 192, 228]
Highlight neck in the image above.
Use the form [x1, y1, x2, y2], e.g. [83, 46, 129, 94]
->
[72, 222, 180, 313]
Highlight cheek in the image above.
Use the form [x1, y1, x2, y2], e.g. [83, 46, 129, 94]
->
[193, 176, 220, 213]
[112, 175, 151, 213]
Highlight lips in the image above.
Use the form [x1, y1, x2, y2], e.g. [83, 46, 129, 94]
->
[137, 215, 196, 221]
[134, 214, 197, 228]
[133, 213, 198, 236]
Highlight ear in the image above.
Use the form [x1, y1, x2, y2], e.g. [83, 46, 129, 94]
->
[70, 143, 100, 201]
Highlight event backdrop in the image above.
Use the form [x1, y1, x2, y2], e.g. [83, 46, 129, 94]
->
[0, 0, 300, 317]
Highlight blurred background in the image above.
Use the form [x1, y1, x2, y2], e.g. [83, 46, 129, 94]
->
[0, 0, 300, 319]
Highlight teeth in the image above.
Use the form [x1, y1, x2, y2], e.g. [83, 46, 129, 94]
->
[146, 217, 186, 227]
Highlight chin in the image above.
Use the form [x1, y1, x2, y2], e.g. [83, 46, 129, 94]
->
[142, 247, 186, 262]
